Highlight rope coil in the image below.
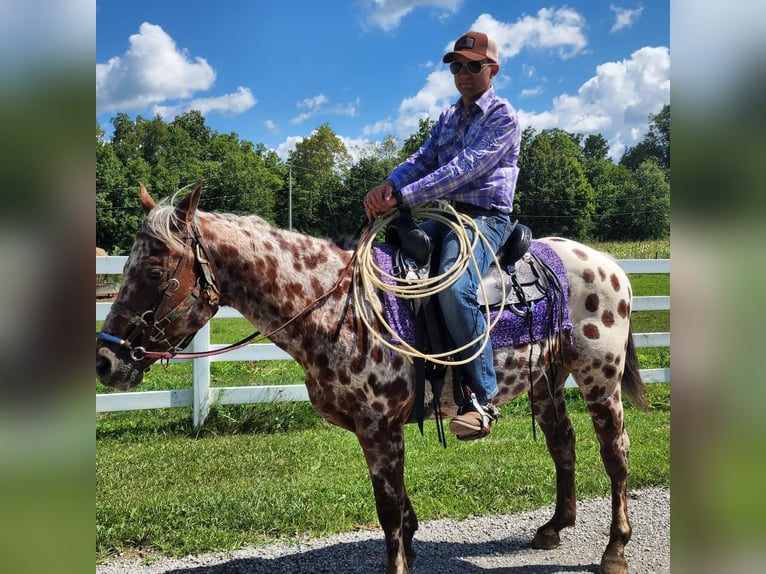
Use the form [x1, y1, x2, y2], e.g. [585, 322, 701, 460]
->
[352, 200, 506, 365]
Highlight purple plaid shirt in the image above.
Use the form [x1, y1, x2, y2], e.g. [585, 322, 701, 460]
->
[388, 87, 520, 213]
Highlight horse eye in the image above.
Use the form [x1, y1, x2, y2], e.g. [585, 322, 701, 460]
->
[146, 268, 165, 282]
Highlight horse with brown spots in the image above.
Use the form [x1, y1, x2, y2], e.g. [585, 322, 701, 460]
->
[96, 183, 649, 574]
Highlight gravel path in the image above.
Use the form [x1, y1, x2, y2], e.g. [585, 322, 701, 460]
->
[97, 487, 669, 574]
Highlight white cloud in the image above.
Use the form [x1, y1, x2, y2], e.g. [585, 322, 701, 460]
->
[297, 94, 329, 110]
[265, 120, 279, 134]
[394, 68, 456, 138]
[469, 8, 588, 63]
[362, 0, 463, 32]
[276, 135, 305, 161]
[519, 46, 670, 160]
[290, 95, 360, 124]
[97, 22, 217, 113]
[154, 87, 256, 119]
[362, 119, 396, 137]
[610, 5, 644, 33]
[519, 87, 543, 98]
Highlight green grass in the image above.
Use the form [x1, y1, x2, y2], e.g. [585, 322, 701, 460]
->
[96, 239, 670, 561]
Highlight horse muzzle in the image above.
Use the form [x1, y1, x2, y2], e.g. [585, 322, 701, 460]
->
[96, 345, 147, 390]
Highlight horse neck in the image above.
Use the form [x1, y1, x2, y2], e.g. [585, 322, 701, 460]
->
[198, 212, 352, 340]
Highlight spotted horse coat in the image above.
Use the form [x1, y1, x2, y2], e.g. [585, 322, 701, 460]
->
[96, 183, 648, 574]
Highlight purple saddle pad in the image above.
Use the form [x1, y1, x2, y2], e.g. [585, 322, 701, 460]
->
[373, 240, 571, 349]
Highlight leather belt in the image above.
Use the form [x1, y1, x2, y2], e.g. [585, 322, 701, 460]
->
[452, 201, 503, 215]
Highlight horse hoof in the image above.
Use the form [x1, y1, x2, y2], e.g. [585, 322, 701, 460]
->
[599, 553, 628, 574]
[531, 527, 561, 550]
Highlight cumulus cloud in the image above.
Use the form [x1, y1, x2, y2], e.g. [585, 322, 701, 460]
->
[153, 87, 256, 120]
[97, 23, 217, 113]
[610, 5, 644, 33]
[519, 46, 670, 159]
[97, 22, 256, 120]
[276, 135, 305, 160]
[470, 8, 588, 62]
[362, 0, 463, 32]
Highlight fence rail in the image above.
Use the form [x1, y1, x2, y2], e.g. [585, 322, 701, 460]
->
[96, 256, 670, 426]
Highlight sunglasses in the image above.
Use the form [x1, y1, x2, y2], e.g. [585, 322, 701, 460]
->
[449, 61, 494, 75]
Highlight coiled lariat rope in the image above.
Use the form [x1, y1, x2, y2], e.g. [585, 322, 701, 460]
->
[352, 200, 507, 365]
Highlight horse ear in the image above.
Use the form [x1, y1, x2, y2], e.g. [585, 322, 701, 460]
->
[177, 181, 203, 225]
[139, 183, 156, 215]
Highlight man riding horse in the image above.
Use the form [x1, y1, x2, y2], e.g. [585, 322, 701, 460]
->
[364, 31, 520, 440]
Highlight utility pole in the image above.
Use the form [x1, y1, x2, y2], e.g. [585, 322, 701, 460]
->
[288, 164, 293, 231]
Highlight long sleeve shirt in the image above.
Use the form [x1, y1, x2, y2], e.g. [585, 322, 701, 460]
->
[387, 87, 520, 213]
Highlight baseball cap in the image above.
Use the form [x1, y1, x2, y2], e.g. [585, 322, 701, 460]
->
[442, 31, 498, 63]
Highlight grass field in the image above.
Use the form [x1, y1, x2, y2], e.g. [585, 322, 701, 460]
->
[96, 239, 670, 562]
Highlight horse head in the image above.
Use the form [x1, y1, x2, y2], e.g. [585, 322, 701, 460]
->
[96, 182, 220, 390]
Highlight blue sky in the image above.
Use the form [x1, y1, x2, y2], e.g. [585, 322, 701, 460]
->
[96, 1, 669, 162]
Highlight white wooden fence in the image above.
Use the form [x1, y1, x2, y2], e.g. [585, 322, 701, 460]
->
[96, 256, 670, 426]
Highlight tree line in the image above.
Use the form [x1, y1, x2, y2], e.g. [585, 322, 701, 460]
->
[97, 105, 669, 254]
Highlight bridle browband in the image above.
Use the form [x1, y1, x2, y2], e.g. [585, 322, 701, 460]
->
[96, 219, 222, 361]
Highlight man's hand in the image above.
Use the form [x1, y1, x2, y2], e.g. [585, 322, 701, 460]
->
[364, 180, 399, 220]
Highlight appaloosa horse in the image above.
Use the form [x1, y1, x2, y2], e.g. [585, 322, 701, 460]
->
[96, 183, 648, 574]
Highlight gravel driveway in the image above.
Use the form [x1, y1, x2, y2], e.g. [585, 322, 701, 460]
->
[97, 487, 669, 573]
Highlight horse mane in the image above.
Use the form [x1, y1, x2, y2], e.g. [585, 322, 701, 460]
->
[143, 190, 272, 252]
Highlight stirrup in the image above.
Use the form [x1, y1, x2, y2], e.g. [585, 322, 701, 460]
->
[449, 386, 498, 440]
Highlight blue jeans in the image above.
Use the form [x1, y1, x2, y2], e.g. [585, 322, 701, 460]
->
[419, 209, 513, 404]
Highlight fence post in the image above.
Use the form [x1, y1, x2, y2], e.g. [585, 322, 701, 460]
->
[192, 323, 211, 427]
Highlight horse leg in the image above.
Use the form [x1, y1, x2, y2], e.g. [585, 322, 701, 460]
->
[586, 387, 631, 574]
[356, 420, 414, 574]
[529, 370, 578, 550]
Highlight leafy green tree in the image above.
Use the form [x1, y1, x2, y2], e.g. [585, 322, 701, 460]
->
[520, 126, 537, 160]
[96, 122, 141, 253]
[110, 112, 141, 167]
[582, 133, 610, 160]
[620, 160, 670, 239]
[203, 133, 280, 221]
[399, 118, 434, 161]
[516, 128, 595, 238]
[583, 158, 635, 240]
[620, 104, 670, 176]
[287, 124, 351, 237]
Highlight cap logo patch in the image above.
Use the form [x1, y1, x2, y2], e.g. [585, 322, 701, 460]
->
[455, 36, 475, 50]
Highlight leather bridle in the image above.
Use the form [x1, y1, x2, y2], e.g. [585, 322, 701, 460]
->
[96, 221, 220, 361]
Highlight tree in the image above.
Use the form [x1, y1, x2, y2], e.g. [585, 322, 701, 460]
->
[202, 133, 279, 221]
[287, 124, 351, 237]
[583, 158, 635, 240]
[620, 160, 670, 239]
[582, 133, 610, 161]
[515, 129, 595, 239]
[97, 111, 288, 251]
[97, 122, 140, 253]
[620, 104, 670, 175]
[399, 117, 434, 161]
